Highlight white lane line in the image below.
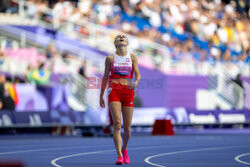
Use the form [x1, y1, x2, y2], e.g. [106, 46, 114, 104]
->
[0, 143, 181, 156]
[0, 145, 110, 155]
[235, 153, 250, 165]
[0, 145, 41, 149]
[144, 144, 250, 167]
[50, 144, 187, 167]
[0, 143, 93, 149]
[51, 149, 114, 167]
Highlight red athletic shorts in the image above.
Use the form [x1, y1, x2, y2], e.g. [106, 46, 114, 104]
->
[108, 83, 134, 107]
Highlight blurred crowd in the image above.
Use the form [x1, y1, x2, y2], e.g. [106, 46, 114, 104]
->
[0, 36, 89, 111]
[0, 39, 88, 86]
[0, 74, 17, 110]
[0, 0, 248, 111]
[10, 0, 248, 64]
[0, 0, 249, 66]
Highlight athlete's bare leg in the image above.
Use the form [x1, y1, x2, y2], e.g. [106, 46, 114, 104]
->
[122, 106, 133, 150]
[109, 102, 122, 157]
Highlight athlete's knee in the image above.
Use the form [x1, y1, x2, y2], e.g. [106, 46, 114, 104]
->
[123, 126, 131, 135]
[113, 121, 122, 131]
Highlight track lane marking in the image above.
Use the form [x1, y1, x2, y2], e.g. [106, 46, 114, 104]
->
[235, 153, 250, 165]
[144, 144, 250, 167]
[50, 144, 185, 167]
[0, 145, 111, 155]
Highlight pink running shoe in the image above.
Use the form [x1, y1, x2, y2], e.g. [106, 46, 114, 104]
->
[122, 149, 130, 164]
[115, 156, 123, 165]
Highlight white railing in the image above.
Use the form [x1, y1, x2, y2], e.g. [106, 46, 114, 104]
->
[207, 63, 245, 109]
[59, 73, 87, 111]
[220, 64, 245, 109]
[244, 81, 250, 109]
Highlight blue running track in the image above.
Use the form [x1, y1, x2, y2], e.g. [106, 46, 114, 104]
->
[0, 134, 250, 167]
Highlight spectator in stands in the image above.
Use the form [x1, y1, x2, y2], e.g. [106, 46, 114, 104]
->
[0, 50, 5, 67]
[0, 74, 5, 110]
[62, 51, 71, 64]
[27, 62, 51, 85]
[52, 0, 75, 29]
[46, 43, 57, 60]
[65, 6, 82, 32]
[0, 0, 10, 12]
[25, 65, 33, 83]
[0, 74, 15, 110]
[36, 0, 49, 20]
[78, 0, 92, 16]
[231, 74, 244, 109]
[26, 0, 38, 19]
[4, 77, 17, 110]
[0, 0, 17, 13]
[78, 60, 87, 79]
[45, 43, 59, 71]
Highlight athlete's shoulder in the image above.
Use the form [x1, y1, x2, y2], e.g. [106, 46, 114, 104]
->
[130, 53, 137, 61]
[106, 54, 114, 63]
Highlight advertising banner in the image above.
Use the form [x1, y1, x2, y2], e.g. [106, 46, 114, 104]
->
[0, 108, 250, 127]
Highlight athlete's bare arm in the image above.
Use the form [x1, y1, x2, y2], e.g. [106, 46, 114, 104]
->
[131, 54, 141, 89]
[100, 54, 113, 108]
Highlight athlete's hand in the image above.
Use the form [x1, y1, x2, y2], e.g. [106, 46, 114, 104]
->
[132, 81, 138, 89]
[100, 96, 105, 108]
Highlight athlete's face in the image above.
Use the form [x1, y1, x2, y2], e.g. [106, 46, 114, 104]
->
[114, 35, 128, 47]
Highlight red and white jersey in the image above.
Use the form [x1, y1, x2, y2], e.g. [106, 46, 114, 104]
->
[110, 52, 133, 79]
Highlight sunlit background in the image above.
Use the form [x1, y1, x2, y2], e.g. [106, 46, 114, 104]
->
[0, 0, 250, 166]
[0, 0, 249, 136]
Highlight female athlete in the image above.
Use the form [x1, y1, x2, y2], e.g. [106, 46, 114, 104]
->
[99, 34, 141, 165]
